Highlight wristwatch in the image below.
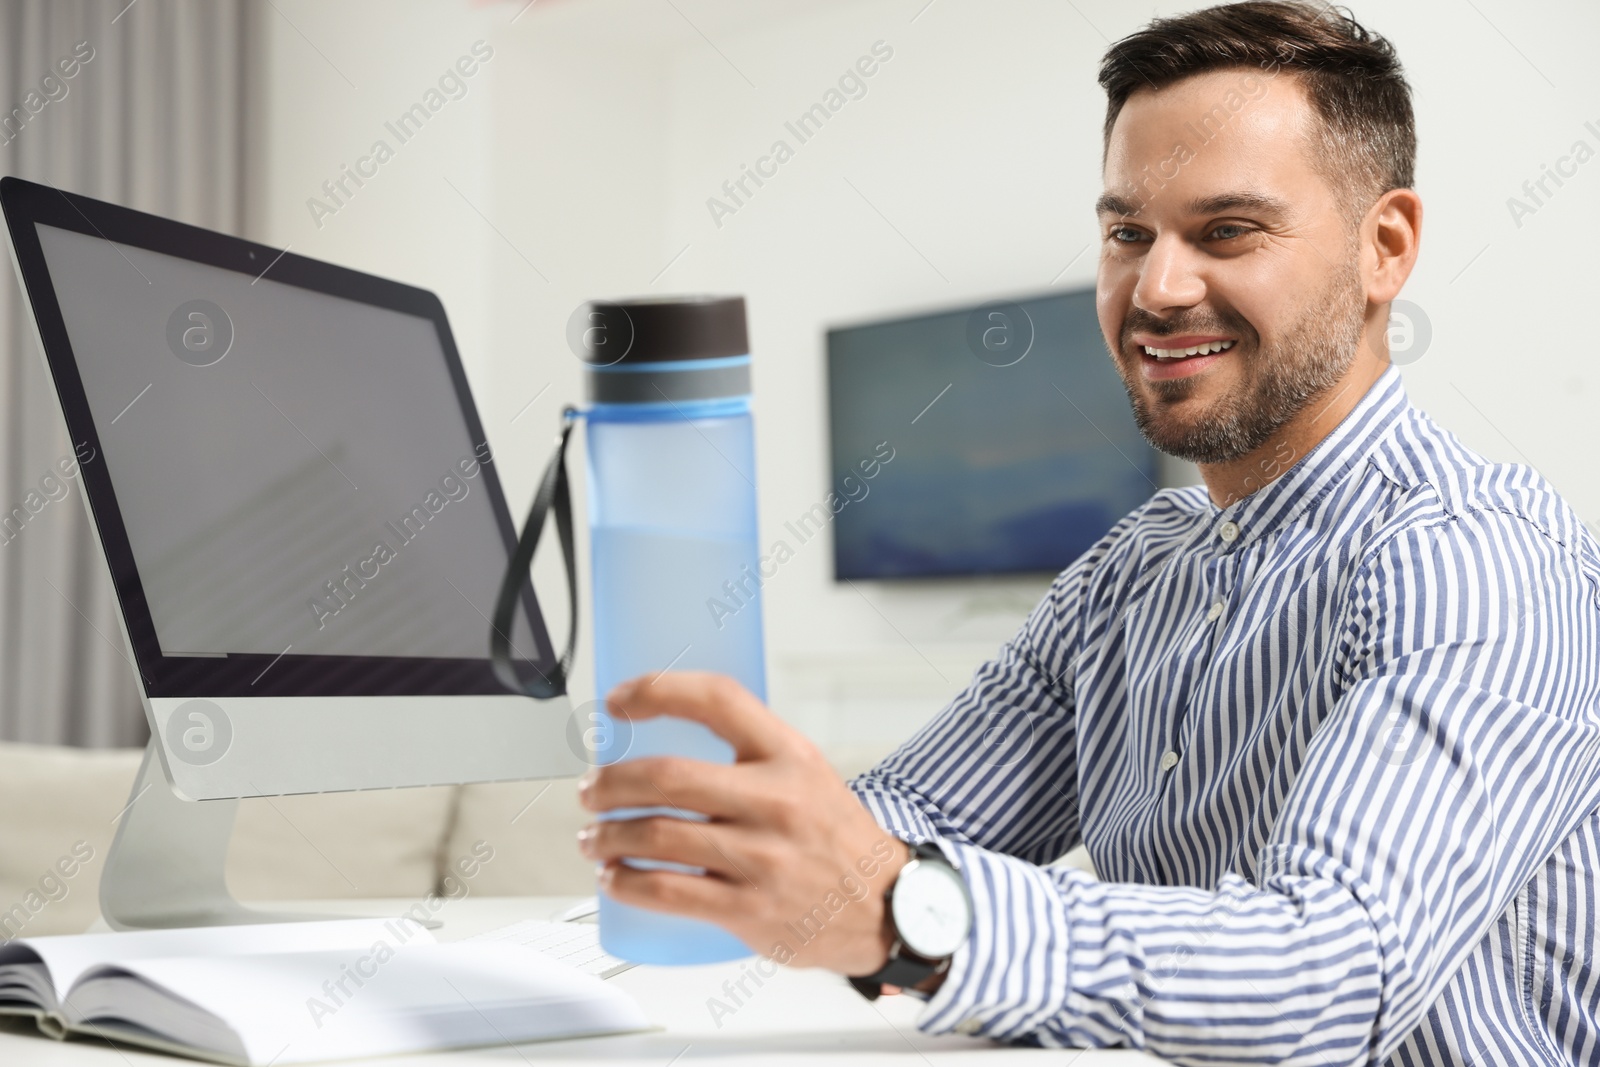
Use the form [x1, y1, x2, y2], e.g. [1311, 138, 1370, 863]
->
[848, 841, 974, 1001]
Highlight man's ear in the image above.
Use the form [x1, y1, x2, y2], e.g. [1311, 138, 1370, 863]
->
[1364, 188, 1422, 305]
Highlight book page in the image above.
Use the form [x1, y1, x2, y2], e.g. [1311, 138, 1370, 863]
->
[4, 919, 425, 1000]
[68, 940, 649, 1065]
[0, 957, 59, 1013]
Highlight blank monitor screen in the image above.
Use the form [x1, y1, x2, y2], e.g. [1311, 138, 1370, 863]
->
[34, 222, 538, 663]
[826, 289, 1158, 580]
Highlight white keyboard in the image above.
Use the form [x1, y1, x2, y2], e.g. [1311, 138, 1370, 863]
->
[467, 919, 635, 979]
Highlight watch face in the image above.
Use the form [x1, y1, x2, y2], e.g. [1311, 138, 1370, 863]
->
[891, 859, 972, 959]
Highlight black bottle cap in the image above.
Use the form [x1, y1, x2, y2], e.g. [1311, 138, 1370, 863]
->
[576, 295, 748, 366]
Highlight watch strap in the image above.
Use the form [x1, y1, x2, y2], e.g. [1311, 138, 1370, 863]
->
[847, 954, 940, 1001]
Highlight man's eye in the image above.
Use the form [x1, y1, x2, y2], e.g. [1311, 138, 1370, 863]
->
[1109, 226, 1146, 244]
[1208, 223, 1252, 241]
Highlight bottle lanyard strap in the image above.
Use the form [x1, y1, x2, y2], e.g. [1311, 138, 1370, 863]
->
[490, 406, 579, 699]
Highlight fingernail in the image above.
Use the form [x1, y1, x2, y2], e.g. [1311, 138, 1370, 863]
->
[577, 770, 597, 794]
[576, 825, 595, 857]
[606, 679, 636, 706]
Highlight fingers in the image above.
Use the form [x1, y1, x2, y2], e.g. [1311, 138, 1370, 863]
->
[580, 756, 772, 822]
[580, 816, 763, 885]
[598, 861, 750, 929]
[605, 671, 783, 761]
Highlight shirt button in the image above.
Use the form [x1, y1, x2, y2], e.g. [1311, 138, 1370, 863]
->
[1206, 600, 1224, 621]
[1218, 521, 1240, 544]
[1159, 750, 1180, 771]
[956, 1017, 983, 1035]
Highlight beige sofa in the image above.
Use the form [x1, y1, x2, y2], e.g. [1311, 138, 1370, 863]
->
[0, 740, 602, 939]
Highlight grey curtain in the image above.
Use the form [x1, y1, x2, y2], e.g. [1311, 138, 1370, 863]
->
[0, 0, 250, 746]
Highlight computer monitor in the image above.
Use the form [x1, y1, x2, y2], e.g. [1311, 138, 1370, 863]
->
[1, 177, 582, 926]
[826, 289, 1158, 580]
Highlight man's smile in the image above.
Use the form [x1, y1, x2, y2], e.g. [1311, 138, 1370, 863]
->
[1129, 332, 1239, 381]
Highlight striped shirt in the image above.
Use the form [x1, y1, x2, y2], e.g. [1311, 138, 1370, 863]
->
[851, 365, 1600, 1065]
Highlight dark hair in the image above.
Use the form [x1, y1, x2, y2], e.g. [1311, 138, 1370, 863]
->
[1099, 2, 1415, 211]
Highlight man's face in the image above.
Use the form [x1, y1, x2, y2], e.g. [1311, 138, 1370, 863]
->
[1096, 68, 1368, 465]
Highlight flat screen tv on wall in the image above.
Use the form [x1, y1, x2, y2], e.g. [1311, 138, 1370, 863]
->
[826, 288, 1159, 580]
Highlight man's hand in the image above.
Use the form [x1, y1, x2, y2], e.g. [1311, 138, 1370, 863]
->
[576, 671, 910, 975]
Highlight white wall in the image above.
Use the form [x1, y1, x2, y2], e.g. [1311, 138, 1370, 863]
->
[251, 0, 1600, 759]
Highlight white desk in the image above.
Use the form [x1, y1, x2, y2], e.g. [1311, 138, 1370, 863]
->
[0, 897, 1161, 1065]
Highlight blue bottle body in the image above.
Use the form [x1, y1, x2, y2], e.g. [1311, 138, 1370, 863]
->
[585, 394, 765, 965]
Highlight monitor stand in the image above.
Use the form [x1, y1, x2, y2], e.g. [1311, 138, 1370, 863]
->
[100, 741, 437, 930]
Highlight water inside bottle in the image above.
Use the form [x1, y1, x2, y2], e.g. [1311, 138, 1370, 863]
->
[590, 522, 765, 963]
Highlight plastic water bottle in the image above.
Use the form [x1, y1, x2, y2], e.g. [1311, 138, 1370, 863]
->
[580, 295, 764, 965]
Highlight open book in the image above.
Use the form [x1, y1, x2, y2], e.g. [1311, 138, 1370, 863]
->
[0, 918, 649, 1065]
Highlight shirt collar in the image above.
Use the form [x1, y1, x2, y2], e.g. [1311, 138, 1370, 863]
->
[1202, 364, 1410, 551]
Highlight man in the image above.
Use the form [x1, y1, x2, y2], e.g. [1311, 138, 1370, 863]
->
[577, 3, 1600, 1063]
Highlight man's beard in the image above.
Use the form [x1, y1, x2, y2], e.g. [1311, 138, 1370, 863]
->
[1113, 266, 1367, 465]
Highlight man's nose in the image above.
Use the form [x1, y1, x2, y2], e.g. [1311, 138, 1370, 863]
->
[1132, 233, 1206, 314]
